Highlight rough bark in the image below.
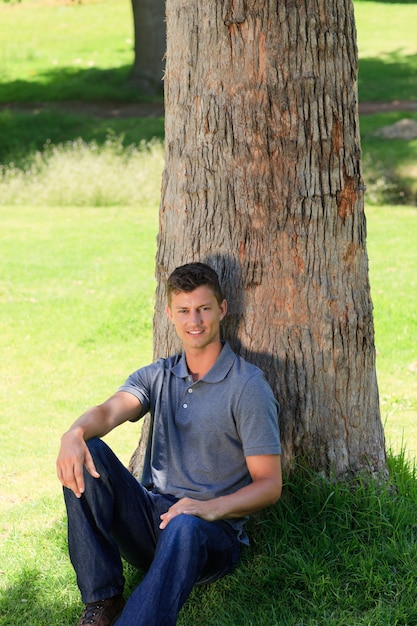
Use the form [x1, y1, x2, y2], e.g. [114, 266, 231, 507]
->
[129, 0, 165, 95]
[131, 0, 386, 480]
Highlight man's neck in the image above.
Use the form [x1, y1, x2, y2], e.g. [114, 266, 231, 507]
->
[184, 342, 223, 381]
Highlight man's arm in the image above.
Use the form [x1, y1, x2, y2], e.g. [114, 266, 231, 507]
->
[56, 391, 141, 498]
[159, 454, 282, 529]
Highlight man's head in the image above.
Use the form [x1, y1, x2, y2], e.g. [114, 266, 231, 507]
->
[167, 262, 224, 306]
[166, 263, 227, 355]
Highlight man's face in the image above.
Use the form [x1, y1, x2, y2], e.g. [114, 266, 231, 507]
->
[166, 285, 227, 353]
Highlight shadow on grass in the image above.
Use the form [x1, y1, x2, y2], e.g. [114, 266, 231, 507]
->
[0, 517, 144, 626]
[0, 65, 165, 166]
[0, 45, 416, 108]
[0, 105, 165, 167]
[179, 457, 417, 625]
[0, 568, 144, 626]
[360, 111, 417, 205]
[358, 52, 417, 103]
[0, 66, 160, 105]
[0, 567, 77, 626]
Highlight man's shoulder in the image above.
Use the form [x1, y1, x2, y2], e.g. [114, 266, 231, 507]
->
[125, 352, 182, 381]
[231, 350, 264, 379]
[155, 353, 182, 368]
[223, 349, 272, 396]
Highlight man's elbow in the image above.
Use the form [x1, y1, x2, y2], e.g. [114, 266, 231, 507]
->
[270, 480, 282, 505]
[263, 477, 282, 508]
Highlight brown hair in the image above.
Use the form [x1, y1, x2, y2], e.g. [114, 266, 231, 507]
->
[167, 263, 224, 305]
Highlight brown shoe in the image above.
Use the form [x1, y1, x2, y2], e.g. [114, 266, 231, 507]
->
[76, 594, 125, 626]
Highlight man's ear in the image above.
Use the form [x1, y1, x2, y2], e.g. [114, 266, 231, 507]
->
[166, 304, 173, 322]
[219, 299, 227, 321]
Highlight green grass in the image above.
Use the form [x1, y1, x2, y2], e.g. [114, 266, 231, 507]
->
[0, 200, 160, 509]
[1, 190, 417, 624]
[179, 453, 417, 625]
[355, 1, 417, 103]
[367, 205, 417, 458]
[1, 1, 417, 624]
[1, 1, 416, 205]
[0, 0, 140, 103]
[0, 1, 415, 106]
[360, 112, 417, 205]
[0, 134, 164, 205]
[0, 106, 165, 168]
[3, 453, 417, 625]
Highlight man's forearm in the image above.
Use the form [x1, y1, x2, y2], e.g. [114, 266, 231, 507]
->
[159, 472, 282, 529]
[63, 405, 113, 442]
[62, 391, 142, 443]
[212, 476, 282, 520]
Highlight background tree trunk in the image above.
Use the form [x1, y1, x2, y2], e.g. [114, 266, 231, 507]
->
[131, 0, 386, 480]
[129, 0, 165, 95]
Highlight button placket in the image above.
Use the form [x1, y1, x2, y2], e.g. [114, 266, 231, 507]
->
[182, 378, 197, 410]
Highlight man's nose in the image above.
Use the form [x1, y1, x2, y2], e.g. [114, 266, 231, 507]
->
[190, 309, 202, 325]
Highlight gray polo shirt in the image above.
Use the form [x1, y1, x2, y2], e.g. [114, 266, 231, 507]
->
[120, 342, 280, 510]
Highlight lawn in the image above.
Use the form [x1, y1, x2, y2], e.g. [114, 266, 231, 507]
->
[355, 0, 417, 103]
[0, 201, 416, 626]
[0, 0, 136, 102]
[367, 206, 417, 458]
[1, 0, 417, 624]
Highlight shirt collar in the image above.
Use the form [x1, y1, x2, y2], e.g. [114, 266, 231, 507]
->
[170, 341, 236, 383]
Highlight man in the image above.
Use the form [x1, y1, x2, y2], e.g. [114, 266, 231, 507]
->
[57, 262, 282, 626]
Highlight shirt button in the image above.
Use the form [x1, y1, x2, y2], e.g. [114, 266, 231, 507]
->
[183, 403, 188, 409]
[188, 388, 193, 394]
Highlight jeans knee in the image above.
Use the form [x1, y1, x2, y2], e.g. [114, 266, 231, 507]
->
[86, 437, 114, 463]
[162, 515, 208, 547]
[84, 438, 115, 479]
[170, 514, 199, 530]
[86, 436, 105, 456]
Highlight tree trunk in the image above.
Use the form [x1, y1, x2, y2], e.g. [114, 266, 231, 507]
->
[129, 0, 165, 96]
[131, 0, 386, 480]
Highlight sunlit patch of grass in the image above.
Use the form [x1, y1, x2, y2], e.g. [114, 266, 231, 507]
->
[0, 0, 135, 102]
[366, 205, 417, 459]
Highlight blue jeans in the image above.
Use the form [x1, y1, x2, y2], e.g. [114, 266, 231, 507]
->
[63, 438, 241, 626]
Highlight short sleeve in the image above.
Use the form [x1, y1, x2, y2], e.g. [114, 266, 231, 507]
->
[235, 373, 281, 457]
[118, 364, 154, 420]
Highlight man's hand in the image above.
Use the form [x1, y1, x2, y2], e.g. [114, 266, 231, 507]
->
[56, 392, 142, 498]
[159, 497, 220, 529]
[159, 455, 282, 530]
[56, 431, 100, 498]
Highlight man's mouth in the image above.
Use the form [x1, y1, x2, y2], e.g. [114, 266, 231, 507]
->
[188, 329, 204, 335]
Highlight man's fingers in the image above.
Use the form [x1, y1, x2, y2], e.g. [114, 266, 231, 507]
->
[159, 509, 184, 529]
[159, 505, 182, 529]
[72, 448, 100, 497]
[84, 447, 100, 479]
[57, 461, 84, 498]
[73, 464, 86, 498]
[56, 446, 100, 498]
[159, 499, 196, 529]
